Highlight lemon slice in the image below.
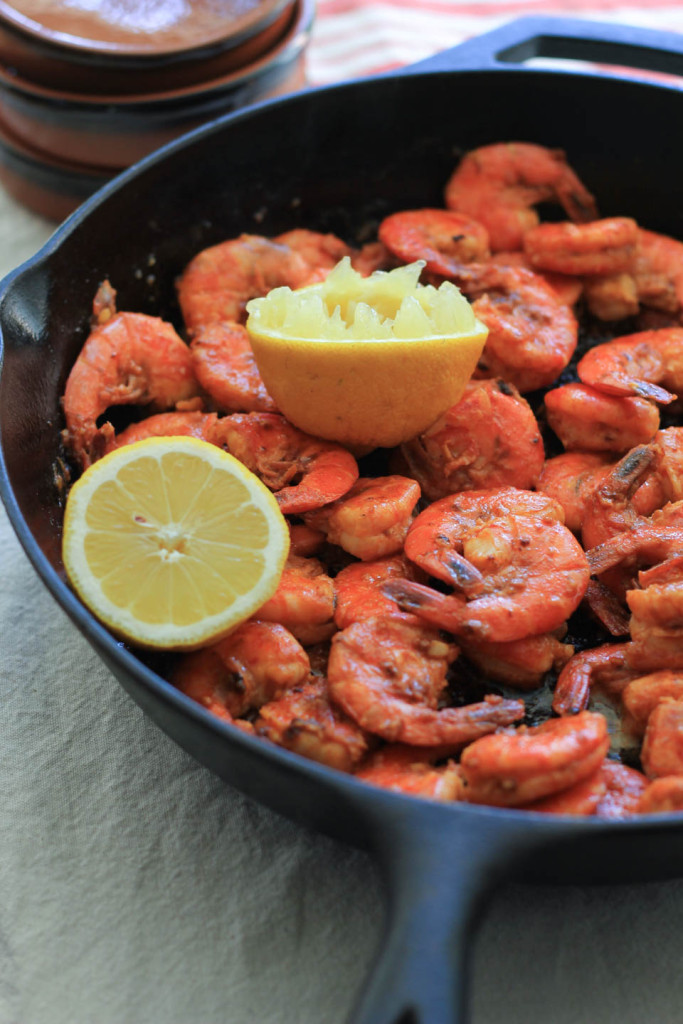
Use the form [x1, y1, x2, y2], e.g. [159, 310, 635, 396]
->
[246, 258, 488, 449]
[62, 436, 290, 650]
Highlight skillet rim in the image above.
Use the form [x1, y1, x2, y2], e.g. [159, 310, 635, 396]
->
[1, 63, 683, 835]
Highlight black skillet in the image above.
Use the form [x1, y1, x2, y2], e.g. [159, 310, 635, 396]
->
[3, 16, 683, 1023]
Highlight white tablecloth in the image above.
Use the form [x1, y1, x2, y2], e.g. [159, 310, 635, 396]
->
[3, 4, 683, 1022]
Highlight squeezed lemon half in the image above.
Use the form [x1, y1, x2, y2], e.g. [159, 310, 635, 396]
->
[246, 258, 488, 449]
[62, 437, 290, 650]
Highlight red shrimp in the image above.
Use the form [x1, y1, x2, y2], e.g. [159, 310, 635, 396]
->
[400, 378, 545, 501]
[304, 476, 421, 561]
[171, 620, 310, 722]
[63, 309, 200, 470]
[190, 321, 277, 413]
[459, 711, 610, 807]
[105, 410, 219, 450]
[333, 554, 425, 631]
[255, 676, 370, 773]
[377, 208, 490, 277]
[544, 383, 660, 453]
[327, 616, 524, 747]
[536, 451, 615, 534]
[444, 142, 598, 252]
[384, 488, 590, 643]
[355, 744, 465, 801]
[213, 411, 359, 514]
[523, 217, 639, 276]
[255, 554, 336, 646]
[459, 263, 578, 393]
[176, 233, 320, 334]
[576, 327, 683, 405]
[486, 249, 583, 307]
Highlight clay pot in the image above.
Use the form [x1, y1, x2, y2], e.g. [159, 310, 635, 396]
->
[0, 0, 312, 217]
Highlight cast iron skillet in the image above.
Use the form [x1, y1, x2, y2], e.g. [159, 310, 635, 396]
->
[3, 16, 683, 1022]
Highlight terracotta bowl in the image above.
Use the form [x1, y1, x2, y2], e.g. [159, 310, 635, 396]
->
[0, 0, 311, 172]
[0, 112, 110, 220]
[0, 0, 297, 92]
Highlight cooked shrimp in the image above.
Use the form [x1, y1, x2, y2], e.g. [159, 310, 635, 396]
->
[333, 554, 424, 630]
[552, 627, 683, 716]
[459, 631, 574, 691]
[385, 488, 590, 643]
[327, 616, 524, 746]
[581, 272, 639, 322]
[626, 541, 683, 636]
[581, 440, 678, 552]
[213, 411, 358, 514]
[521, 767, 608, 815]
[255, 675, 369, 773]
[536, 451, 615, 534]
[256, 554, 336, 645]
[400, 378, 545, 502]
[444, 142, 598, 252]
[583, 579, 631, 637]
[177, 233, 319, 334]
[355, 744, 465, 800]
[641, 699, 683, 778]
[377, 208, 490, 277]
[544, 432, 683, 542]
[544, 383, 660, 453]
[288, 521, 325, 557]
[523, 217, 638, 277]
[594, 762, 649, 819]
[189, 321, 277, 413]
[63, 310, 200, 470]
[486, 249, 583, 307]
[459, 710, 610, 807]
[274, 228, 352, 269]
[349, 240, 397, 276]
[632, 227, 683, 315]
[304, 475, 421, 561]
[638, 775, 683, 813]
[171, 620, 310, 721]
[622, 670, 683, 736]
[105, 410, 219, 450]
[458, 263, 578, 393]
[553, 642, 636, 716]
[641, 428, 683, 510]
[577, 327, 683, 405]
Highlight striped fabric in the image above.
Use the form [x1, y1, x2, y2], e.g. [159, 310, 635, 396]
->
[307, 0, 683, 85]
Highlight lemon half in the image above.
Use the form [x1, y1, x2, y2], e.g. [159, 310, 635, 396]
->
[246, 259, 488, 449]
[62, 437, 290, 650]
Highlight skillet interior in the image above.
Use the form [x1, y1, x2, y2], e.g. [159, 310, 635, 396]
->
[3, 58, 683, 873]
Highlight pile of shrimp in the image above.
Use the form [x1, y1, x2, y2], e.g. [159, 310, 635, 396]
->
[61, 141, 683, 817]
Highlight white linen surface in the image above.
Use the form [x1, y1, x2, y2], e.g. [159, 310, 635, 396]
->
[4, 7, 683, 1019]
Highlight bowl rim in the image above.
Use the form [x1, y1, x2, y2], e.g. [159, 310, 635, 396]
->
[0, 0, 294, 60]
[0, 0, 312, 108]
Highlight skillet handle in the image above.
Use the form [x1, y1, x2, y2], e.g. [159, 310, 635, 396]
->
[405, 15, 683, 79]
[347, 802, 572, 1024]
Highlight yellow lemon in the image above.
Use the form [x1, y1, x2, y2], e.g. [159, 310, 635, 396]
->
[62, 436, 290, 650]
[246, 258, 488, 449]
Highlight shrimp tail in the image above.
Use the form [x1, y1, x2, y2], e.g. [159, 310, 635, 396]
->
[587, 372, 676, 405]
[382, 578, 467, 631]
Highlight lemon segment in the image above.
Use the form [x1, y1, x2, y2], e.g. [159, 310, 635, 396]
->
[62, 437, 290, 650]
[246, 258, 488, 449]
